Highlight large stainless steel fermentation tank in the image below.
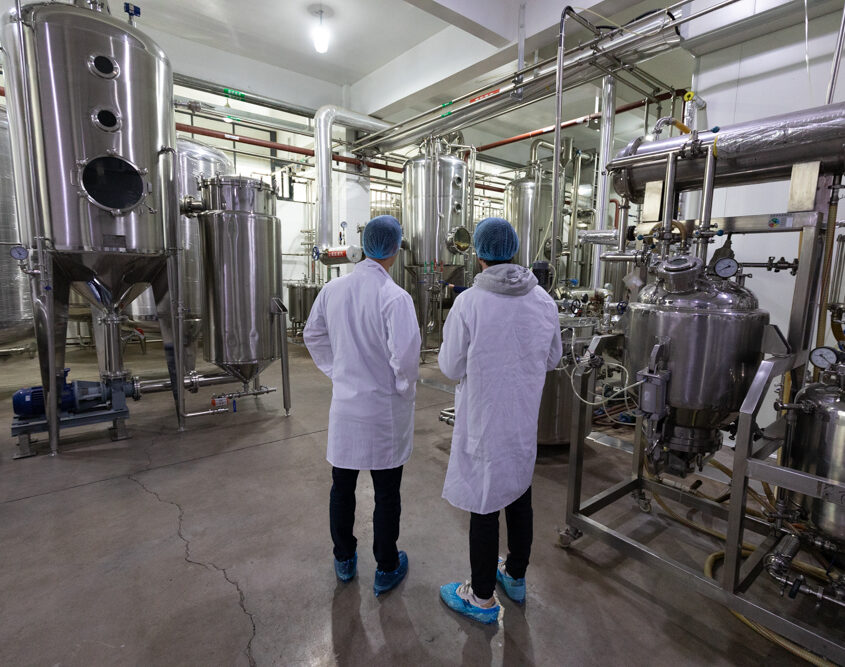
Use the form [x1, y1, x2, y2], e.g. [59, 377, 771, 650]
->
[0, 110, 31, 349]
[3, 0, 178, 452]
[401, 141, 472, 349]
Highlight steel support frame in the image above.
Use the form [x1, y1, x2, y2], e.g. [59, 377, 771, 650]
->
[563, 207, 845, 663]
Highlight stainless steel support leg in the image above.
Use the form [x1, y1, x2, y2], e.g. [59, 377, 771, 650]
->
[280, 310, 292, 417]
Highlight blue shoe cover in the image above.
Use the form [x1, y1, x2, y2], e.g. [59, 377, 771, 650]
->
[496, 558, 526, 604]
[374, 550, 408, 597]
[334, 553, 357, 582]
[440, 582, 501, 624]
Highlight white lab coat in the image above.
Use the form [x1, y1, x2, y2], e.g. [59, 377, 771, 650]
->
[304, 259, 421, 470]
[439, 264, 562, 514]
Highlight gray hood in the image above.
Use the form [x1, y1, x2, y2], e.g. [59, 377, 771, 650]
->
[473, 263, 538, 296]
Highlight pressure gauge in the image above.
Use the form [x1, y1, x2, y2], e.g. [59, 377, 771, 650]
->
[9, 245, 27, 261]
[810, 346, 840, 370]
[714, 257, 739, 278]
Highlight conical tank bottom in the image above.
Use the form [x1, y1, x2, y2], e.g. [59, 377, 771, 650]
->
[215, 360, 273, 384]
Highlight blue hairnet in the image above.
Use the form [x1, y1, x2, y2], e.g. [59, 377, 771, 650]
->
[473, 217, 519, 261]
[363, 215, 402, 259]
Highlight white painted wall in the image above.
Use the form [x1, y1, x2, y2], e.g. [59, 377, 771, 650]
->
[693, 8, 845, 419]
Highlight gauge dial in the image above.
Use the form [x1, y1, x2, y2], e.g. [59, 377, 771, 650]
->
[714, 257, 739, 278]
[9, 245, 27, 261]
[810, 346, 840, 370]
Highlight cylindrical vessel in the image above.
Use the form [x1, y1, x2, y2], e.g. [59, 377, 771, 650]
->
[612, 102, 845, 203]
[287, 283, 322, 325]
[2, 2, 177, 310]
[791, 383, 845, 542]
[198, 176, 282, 383]
[504, 167, 555, 267]
[625, 256, 768, 454]
[127, 138, 232, 330]
[0, 111, 32, 345]
[402, 151, 468, 267]
[538, 316, 598, 445]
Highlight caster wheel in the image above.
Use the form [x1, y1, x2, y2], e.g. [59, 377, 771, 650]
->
[638, 498, 652, 513]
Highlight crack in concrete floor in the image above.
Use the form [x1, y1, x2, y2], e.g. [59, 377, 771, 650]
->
[128, 473, 258, 667]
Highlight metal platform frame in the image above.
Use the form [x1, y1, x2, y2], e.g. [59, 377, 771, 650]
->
[562, 203, 845, 664]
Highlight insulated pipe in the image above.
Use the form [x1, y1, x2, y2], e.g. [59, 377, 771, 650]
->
[567, 153, 583, 281]
[314, 106, 391, 251]
[612, 102, 845, 202]
[355, 0, 743, 154]
[591, 75, 615, 289]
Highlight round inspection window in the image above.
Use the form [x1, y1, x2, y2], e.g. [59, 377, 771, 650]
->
[92, 108, 120, 132]
[88, 54, 119, 79]
[81, 156, 144, 211]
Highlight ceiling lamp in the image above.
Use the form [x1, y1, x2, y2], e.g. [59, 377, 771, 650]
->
[309, 4, 333, 54]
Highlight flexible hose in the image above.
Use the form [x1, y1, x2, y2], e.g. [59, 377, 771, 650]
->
[704, 551, 836, 667]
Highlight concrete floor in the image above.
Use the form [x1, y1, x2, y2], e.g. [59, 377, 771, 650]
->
[0, 341, 838, 666]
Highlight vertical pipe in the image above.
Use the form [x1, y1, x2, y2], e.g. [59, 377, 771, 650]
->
[696, 146, 716, 261]
[279, 310, 292, 417]
[568, 154, 582, 282]
[617, 198, 629, 253]
[661, 154, 677, 258]
[591, 75, 616, 289]
[550, 8, 570, 290]
[815, 174, 842, 354]
[826, 3, 845, 104]
[12, 0, 60, 453]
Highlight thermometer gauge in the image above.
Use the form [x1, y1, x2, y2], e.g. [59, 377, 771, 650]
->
[714, 257, 739, 278]
[810, 346, 840, 370]
[9, 245, 27, 261]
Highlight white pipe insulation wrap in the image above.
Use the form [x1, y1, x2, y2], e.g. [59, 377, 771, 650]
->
[314, 105, 391, 250]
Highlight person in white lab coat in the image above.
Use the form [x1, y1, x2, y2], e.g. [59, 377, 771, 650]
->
[304, 215, 421, 596]
[438, 217, 562, 624]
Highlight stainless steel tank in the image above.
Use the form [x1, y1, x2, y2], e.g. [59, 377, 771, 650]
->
[128, 138, 232, 332]
[402, 151, 468, 269]
[198, 176, 282, 383]
[504, 167, 555, 268]
[0, 111, 32, 345]
[625, 256, 768, 458]
[790, 383, 845, 543]
[538, 316, 598, 445]
[3, 2, 176, 304]
[287, 282, 322, 325]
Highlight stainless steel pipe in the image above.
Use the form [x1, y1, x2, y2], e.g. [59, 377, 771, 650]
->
[612, 102, 845, 202]
[591, 75, 616, 289]
[354, 0, 743, 154]
[314, 106, 390, 251]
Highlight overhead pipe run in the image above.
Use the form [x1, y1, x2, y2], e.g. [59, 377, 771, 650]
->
[313, 106, 391, 251]
[353, 0, 742, 154]
[474, 90, 684, 154]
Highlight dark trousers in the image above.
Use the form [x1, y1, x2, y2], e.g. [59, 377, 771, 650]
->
[469, 487, 533, 600]
[330, 465, 403, 572]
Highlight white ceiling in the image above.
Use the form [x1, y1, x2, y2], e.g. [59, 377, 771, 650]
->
[136, 0, 449, 85]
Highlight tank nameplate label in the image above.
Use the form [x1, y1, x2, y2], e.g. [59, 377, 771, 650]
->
[102, 234, 127, 249]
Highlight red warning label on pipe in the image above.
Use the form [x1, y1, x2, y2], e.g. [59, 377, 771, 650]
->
[469, 89, 501, 104]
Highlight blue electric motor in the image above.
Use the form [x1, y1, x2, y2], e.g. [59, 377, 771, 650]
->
[13, 369, 111, 418]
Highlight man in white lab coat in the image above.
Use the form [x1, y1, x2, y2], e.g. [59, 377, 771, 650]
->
[438, 217, 562, 623]
[304, 215, 421, 597]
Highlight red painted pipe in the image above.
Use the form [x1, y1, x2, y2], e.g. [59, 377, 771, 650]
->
[475, 89, 686, 153]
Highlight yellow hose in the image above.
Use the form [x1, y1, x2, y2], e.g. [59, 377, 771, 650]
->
[704, 551, 836, 667]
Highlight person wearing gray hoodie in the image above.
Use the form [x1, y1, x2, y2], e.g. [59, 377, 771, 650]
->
[438, 217, 563, 624]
